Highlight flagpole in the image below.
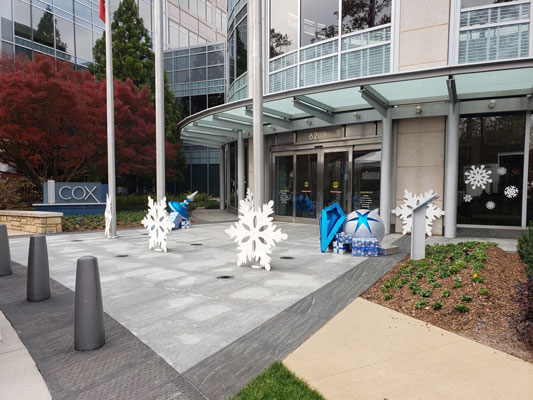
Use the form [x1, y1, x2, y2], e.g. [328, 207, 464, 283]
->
[155, 0, 165, 201]
[105, 0, 117, 237]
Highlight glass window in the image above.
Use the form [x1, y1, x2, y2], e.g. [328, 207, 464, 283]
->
[208, 92, 224, 107]
[175, 55, 189, 69]
[178, 96, 190, 117]
[75, 23, 93, 61]
[323, 152, 349, 212]
[342, 0, 391, 35]
[14, 0, 31, 40]
[296, 154, 317, 218]
[176, 70, 189, 83]
[461, 0, 515, 9]
[208, 65, 224, 79]
[2, 41, 14, 54]
[15, 44, 32, 59]
[300, 0, 338, 46]
[55, 16, 74, 54]
[190, 94, 207, 114]
[353, 150, 380, 211]
[457, 114, 525, 226]
[139, 0, 151, 31]
[74, 1, 92, 21]
[32, 6, 55, 48]
[228, 32, 235, 82]
[275, 156, 294, 217]
[2, 17, 13, 41]
[208, 50, 224, 65]
[55, 0, 73, 13]
[164, 57, 173, 70]
[236, 17, 247, 78]
[190, 67, 206, 81]
[190, 53, 206, 67]
[269, 0, 298, 58]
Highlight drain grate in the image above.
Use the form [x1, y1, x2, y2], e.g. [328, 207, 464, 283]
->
[280, 256, 294, 260]
[191, 243, 203, 246]
[71, 239, 83, 242]
[216, 275, 234, 279]
[115, 254, 129, 258]
[142, 233, 148, 236]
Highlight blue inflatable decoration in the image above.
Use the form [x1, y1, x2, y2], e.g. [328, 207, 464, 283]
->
[319, 202, 346, 252]
[296, 195, 314, 212]
[343, 209, 385, 243]
[169, 191, 198, 220]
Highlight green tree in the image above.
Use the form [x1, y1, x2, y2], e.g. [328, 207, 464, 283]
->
[89, 0, 185, 182]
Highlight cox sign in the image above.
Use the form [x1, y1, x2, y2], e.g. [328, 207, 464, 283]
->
[44, 182, 106, 204]
[58, 185, 99, 202]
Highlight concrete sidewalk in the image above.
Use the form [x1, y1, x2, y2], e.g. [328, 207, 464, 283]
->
[0, 312, 51, 400]
[284, 298, 533, 400]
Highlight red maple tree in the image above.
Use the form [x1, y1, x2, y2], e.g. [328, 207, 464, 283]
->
[0, 53, 178, 190]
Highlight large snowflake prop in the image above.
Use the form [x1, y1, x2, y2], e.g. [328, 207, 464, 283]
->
[104, 193, 113, 239]
[464, 165, 492, 190]
[142, 196, 174, 252]
[392, 190, 445, 236]
[497, 167, 507, 176]
[463, 194, 472, 203]
[226, 191, 287, 271]
[504, 185, 519, 199]
[486, 201, 496, 210]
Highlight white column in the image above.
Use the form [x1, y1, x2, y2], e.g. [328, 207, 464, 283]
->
[444, 102, 460, 238]
[380, 111, 393, 234]
[252, 0, 264, 207]
[219, 147, 225, 210]
[155, 0, 165, 201]
[238, 132, 245, 204]
[105, 0, 116, 237]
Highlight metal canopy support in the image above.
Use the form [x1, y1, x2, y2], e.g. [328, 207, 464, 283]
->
[444, 100, 460, 238]
[447, 78, 457, 104]
[154, 0, 165, 201]
[252, 0, 264, 207]
[245, 108, 291, 129]
[360, 86, 389, 117]
[380, 110, 393, 234]
[237, 132, 245, 204]
[219, 147, 225, 210]
[192, 122, 240, 139]
[292, 97, 333, 123]
[213, 115, 253, 132]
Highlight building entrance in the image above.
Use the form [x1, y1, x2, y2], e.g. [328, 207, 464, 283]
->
[273, 146, 381, 222]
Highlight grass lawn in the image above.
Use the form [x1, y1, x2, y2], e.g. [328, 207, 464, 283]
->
[231, 362, 324, 400]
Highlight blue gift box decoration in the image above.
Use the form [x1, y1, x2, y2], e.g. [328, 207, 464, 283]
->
[351, 238, 379, 257]
[335, 232, 353, 245]
[352, 237, 378, 248]
[181, 220, 191, 229]
[168, 212, 183, 230]
[332, 240, 347, 255]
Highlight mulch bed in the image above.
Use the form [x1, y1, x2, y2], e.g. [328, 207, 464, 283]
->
[363, 246, 533, 363]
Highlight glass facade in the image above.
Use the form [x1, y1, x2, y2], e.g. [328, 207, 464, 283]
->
[269, 0, 297, 57]
[164, 43, 226, 117]
[300, 0, 338, 47]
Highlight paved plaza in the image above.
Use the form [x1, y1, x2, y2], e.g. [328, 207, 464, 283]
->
[6, 216, 402, 374]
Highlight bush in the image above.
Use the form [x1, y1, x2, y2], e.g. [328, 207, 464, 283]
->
[432, 302, 443, 310]
[455, 303, 469, 312]
[116, 192, 213, 211]
[517, 227, 533, 277]
[479, 287, 489, 296]
[205, 200, 220, 209]
[0, 176, 40, 209]
[510, 277, 533, 347]
[460, 295, 473, 303]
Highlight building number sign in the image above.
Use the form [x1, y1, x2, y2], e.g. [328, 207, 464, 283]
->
[308, 131, 328, 141]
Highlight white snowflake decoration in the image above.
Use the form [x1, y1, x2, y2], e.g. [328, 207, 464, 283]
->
[497, 167, 507, 176]
[104, 193, 113, 239]
[392, 189, 445, 236]
[141, 196, 174, 252]
[226, 194, 288, 271]
[464, 165, 492, 190]
[504, 185, 519, 199]
[463, 194, 472, 203]
[486, 201, 496, 210]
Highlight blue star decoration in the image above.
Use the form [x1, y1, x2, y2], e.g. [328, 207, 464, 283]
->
[348, 210, 378, 235]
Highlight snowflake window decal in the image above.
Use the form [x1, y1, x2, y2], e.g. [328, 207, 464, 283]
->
[504, 185, 519, 199]
[142, 196, 174, 252]
[392, 190, 445, 236]
[104, 193, 113, 239]
[486, 201, 496, 210]
[463, 194, 472, 203]
[226, 190, 287, 271]
[497, 167, 507, 176]
[464, 165, 492, 190]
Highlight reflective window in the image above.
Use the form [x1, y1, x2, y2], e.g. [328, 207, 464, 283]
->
[55, 16, 74, 54]
[190, 53, 206, 67]
[14, 0, 31, 40]
[275, 155, 294, 217]
[323, 152, 349, 212]
[208, 50, 224, 65]
[296, 154, 317, 218]
[15, 44, 32, 59]
[176, 70, 189, 83]
[33, 6, 55, 48]
[208, 92, 224, 107]
[55, 0, 73, 13]
[175, 56, 189, 69]
[353, 150, 380, 211]
[300, 0, 338, 46]
[236, 17, 247, 78]
[228, 32, 235, 82]
[190, 67, 206, 81]
[178, 96, 190, 117]
[75, 24, 93, 61]
[461, 0, 515, 8]
[342, 0, 391, 35]
[139, 0, 151, 31]
[2, 41, 14, 54]
[208, 65, 224, 79]
[191, 94, 207, 114]
[269, 0, 298, 58]
[74, 2, 92, 21]
[2, 17, 13, 41]
[457, 114, 525, 226]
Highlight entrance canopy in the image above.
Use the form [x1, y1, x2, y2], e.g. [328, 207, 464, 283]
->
[177, 59, 533, 147]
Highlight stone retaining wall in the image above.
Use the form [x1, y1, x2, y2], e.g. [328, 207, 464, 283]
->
[0, 210, 63, 234]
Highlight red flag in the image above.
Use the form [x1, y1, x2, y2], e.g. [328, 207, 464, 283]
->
[99, 0, 105, 22]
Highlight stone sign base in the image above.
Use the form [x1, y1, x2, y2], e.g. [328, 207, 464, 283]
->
[0, 210, 63, 234]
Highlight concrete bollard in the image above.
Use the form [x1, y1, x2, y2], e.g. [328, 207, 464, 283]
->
[0, 224, 12, 277]
[74, 256, 105, 351]
[27, 235, 51, 301]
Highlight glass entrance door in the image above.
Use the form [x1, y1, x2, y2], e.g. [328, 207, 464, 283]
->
[353, 150, 381, 211]
[274, 155, 294, 216]
[323, 151, 349, 212]
[295, 153, 318, 218]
